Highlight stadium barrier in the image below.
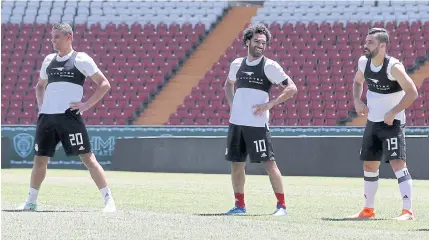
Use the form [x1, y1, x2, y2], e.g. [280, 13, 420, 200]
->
[112, 136, 429, 179]
[1, 136, 12, 169]
[1, 125, 428, 178]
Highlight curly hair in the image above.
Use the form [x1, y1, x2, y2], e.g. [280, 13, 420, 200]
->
[242, 23, 271, 46]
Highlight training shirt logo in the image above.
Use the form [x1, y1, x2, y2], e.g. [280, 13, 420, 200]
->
[242, 71, 254, 76]
[52, 67, 65, 71]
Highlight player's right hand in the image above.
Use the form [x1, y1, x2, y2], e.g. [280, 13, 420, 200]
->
[354, 100, 368, 116]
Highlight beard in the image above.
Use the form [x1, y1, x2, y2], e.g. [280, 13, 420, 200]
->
[364, 47, 379, 59]
[249, 45, 264, 58]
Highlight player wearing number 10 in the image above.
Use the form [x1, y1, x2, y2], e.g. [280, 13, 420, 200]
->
[352, 28, 418, 220]
[223, 24, 297, 216]
[17, 23, 116, 212]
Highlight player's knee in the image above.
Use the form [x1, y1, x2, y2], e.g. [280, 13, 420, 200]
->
[33, 156, 49, 168]
[363, 161, 379, 172]
[390, 159, 407, 172]
[79, 153, 98, 169]
[231, 162, 245, 173]
[263, 161, 278, 173]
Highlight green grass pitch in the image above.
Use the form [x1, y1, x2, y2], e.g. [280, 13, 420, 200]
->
[2, 169, 428, 240]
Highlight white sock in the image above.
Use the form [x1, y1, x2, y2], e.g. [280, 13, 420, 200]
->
[364, 170, 379, 209]
[395, 168, 412, 210]
[26, 187, 39, 204]
[100, 187, 113, 202]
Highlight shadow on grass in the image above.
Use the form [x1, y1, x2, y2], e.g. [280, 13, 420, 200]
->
[322, 217, 388, 222]
[414, 229, 429, 232]
[195, 213, 271, 217]
[2, 209, 91, 213]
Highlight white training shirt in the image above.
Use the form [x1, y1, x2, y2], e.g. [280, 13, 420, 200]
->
[39, 50, 100, 114]
[228, 56, 290, 127]
[357, 55, 406, 123]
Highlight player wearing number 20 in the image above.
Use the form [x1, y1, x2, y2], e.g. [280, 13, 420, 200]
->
[352, 28, 418, 220]
[223, 24, 297, 216]
[17, 23, 116, 212]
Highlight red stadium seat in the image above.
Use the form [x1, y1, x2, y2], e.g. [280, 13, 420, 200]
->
[2, 16, 428, 127]
[2, 20, 210, 125]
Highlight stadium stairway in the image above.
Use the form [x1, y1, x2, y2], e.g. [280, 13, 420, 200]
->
[346, 62, 429, 126]
[134, 6, 260, 125]
[412, 62, 429, 89]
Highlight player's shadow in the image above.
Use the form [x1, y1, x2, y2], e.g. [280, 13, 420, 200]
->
[195, 213, 271, 217]
[2, 209, 90, 213]
[321, 217, 388, 222]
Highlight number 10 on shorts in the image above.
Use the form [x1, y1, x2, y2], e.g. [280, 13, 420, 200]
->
[253, 139, 266, 152]
[69, 133, 83, 146]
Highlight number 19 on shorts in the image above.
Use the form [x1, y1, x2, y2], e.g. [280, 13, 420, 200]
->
[69, 133, 83, 146]
[253, 139, 266, 153]
[386, 137, 398, 150]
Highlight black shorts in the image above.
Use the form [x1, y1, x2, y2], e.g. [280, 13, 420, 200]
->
[225, 123, 275, 163]
[35, 109, 91, 157]
[360, 120, 406, 163]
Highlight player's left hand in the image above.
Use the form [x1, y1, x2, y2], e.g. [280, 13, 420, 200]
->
[69, 102, 90, 114]
[384, 111, 396, 125]
[253, 102, 274, 116]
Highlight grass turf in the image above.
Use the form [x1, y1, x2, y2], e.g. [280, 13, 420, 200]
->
[2, 169, 428, 240]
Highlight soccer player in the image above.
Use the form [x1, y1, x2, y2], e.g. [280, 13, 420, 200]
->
[17, 23, 116, 212]
[352, 28, 418, 220]
[223, 24, 297, 216]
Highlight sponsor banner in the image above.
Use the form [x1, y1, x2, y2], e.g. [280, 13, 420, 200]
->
[2, 125, 428, 169]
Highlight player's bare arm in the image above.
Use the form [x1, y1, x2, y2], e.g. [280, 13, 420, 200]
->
[253, 78, 297, 116]
[271, 78, 298, 105]
[224, 77, 235, 106]
[384, 64, 418, 125]
[70, 71, 111, 114]
[35, 78, 47, 109]
[352, 70, 369, 116]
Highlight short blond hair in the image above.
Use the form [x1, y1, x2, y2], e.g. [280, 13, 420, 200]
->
[52, 22, 73, 37]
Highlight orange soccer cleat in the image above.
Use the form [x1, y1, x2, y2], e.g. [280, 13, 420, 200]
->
[350, 207, 376, 219]
[393, 209, 415, 220]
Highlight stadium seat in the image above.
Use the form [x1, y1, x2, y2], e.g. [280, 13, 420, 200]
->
[166, 1, 429, 126]
[1, 0, 228, 125]
[2, 0, 428, 127]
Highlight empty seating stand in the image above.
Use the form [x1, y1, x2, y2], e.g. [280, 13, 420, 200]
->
[1, 0, 428, 126]
[1, 0, 228, 125]
[166, 0, 429, 126]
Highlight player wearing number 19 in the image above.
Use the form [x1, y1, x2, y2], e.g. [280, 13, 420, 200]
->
[223, 24, 297, 216]
[17, 23, 116, 212]
[352, 28, 418, 220]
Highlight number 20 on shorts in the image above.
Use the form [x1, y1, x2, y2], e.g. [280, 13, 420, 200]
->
[69, 133, 83, 146]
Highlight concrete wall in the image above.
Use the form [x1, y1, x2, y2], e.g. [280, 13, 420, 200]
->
[112, 136, 429, 179]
